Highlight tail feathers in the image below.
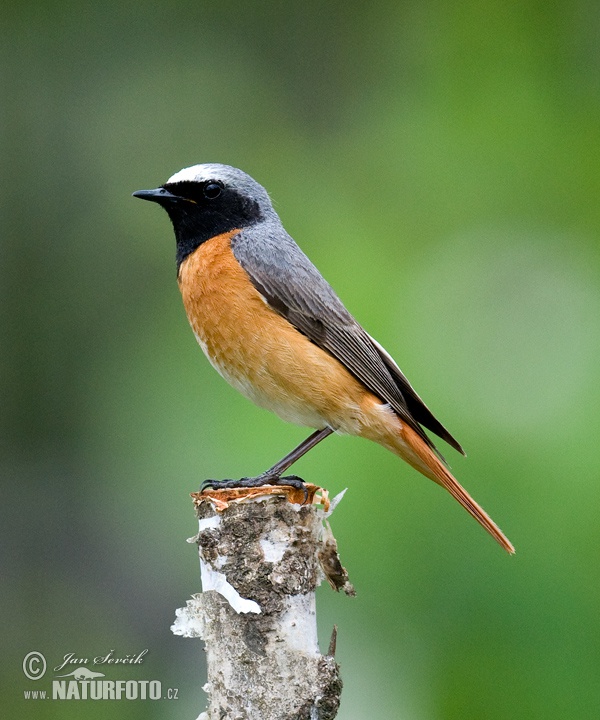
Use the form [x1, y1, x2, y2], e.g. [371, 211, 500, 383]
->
[398, 425, 515, 554]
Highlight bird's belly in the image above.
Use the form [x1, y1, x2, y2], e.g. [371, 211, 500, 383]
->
[178, 232, 370, 432]
[192, 329, 329, 427]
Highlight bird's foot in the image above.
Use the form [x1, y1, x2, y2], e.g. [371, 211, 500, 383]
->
[200, 474, 308, 501]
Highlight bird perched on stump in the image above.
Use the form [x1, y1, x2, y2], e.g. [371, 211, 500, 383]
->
[133, 164, 514, 554]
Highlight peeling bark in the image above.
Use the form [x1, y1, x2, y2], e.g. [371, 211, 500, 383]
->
[172, 485, 353, 720]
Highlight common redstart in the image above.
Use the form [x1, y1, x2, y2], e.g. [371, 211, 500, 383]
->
[133, 164, 514, 553]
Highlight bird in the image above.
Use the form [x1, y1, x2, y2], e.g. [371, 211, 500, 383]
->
[133, 164, 514, 553]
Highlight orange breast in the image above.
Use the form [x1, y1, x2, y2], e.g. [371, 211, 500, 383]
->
[177, 232, 372, 431]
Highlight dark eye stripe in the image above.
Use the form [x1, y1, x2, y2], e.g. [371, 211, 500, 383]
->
[163, 180, 224, 202]
[163, 181, 204, 202]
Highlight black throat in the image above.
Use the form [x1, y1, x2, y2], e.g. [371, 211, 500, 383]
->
[160, 187, 264, 272]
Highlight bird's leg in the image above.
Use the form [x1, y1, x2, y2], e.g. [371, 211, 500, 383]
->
[259, 426, 335, 481]
[201, 427, 334, 492]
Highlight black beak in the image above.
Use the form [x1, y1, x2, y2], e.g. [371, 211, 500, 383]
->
[132, 187, 178, 204]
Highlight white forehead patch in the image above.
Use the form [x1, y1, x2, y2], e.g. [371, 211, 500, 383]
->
[167, 164, 213, 184]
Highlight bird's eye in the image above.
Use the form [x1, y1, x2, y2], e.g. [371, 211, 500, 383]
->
[203, 181, 223, 200]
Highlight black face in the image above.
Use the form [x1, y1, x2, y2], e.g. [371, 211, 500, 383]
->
[135, 179, 264, 270]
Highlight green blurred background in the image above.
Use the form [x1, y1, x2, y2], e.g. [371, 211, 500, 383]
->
[3, 2, 600, 718]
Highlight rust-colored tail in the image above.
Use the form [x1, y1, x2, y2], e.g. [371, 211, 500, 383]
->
[397, 424, 515, 554]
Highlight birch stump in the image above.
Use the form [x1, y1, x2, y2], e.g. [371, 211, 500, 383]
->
[172, 484, 354, 720]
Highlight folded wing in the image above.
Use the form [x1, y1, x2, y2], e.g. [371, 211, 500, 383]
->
[231, 227, 464, 458]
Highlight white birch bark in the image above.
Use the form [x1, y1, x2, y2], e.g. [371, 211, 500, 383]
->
[173, 486, 353, 720]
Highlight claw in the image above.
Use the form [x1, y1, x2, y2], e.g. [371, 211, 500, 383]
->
[273, 475, 309, 504]
[200, 479, 218, 492]
[200, 478, 249, 491]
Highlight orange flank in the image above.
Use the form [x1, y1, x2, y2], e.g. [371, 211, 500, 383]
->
[177, 231, 376, 432]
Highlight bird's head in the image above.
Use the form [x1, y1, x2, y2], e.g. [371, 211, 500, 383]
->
[133, 163, 275, 268]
